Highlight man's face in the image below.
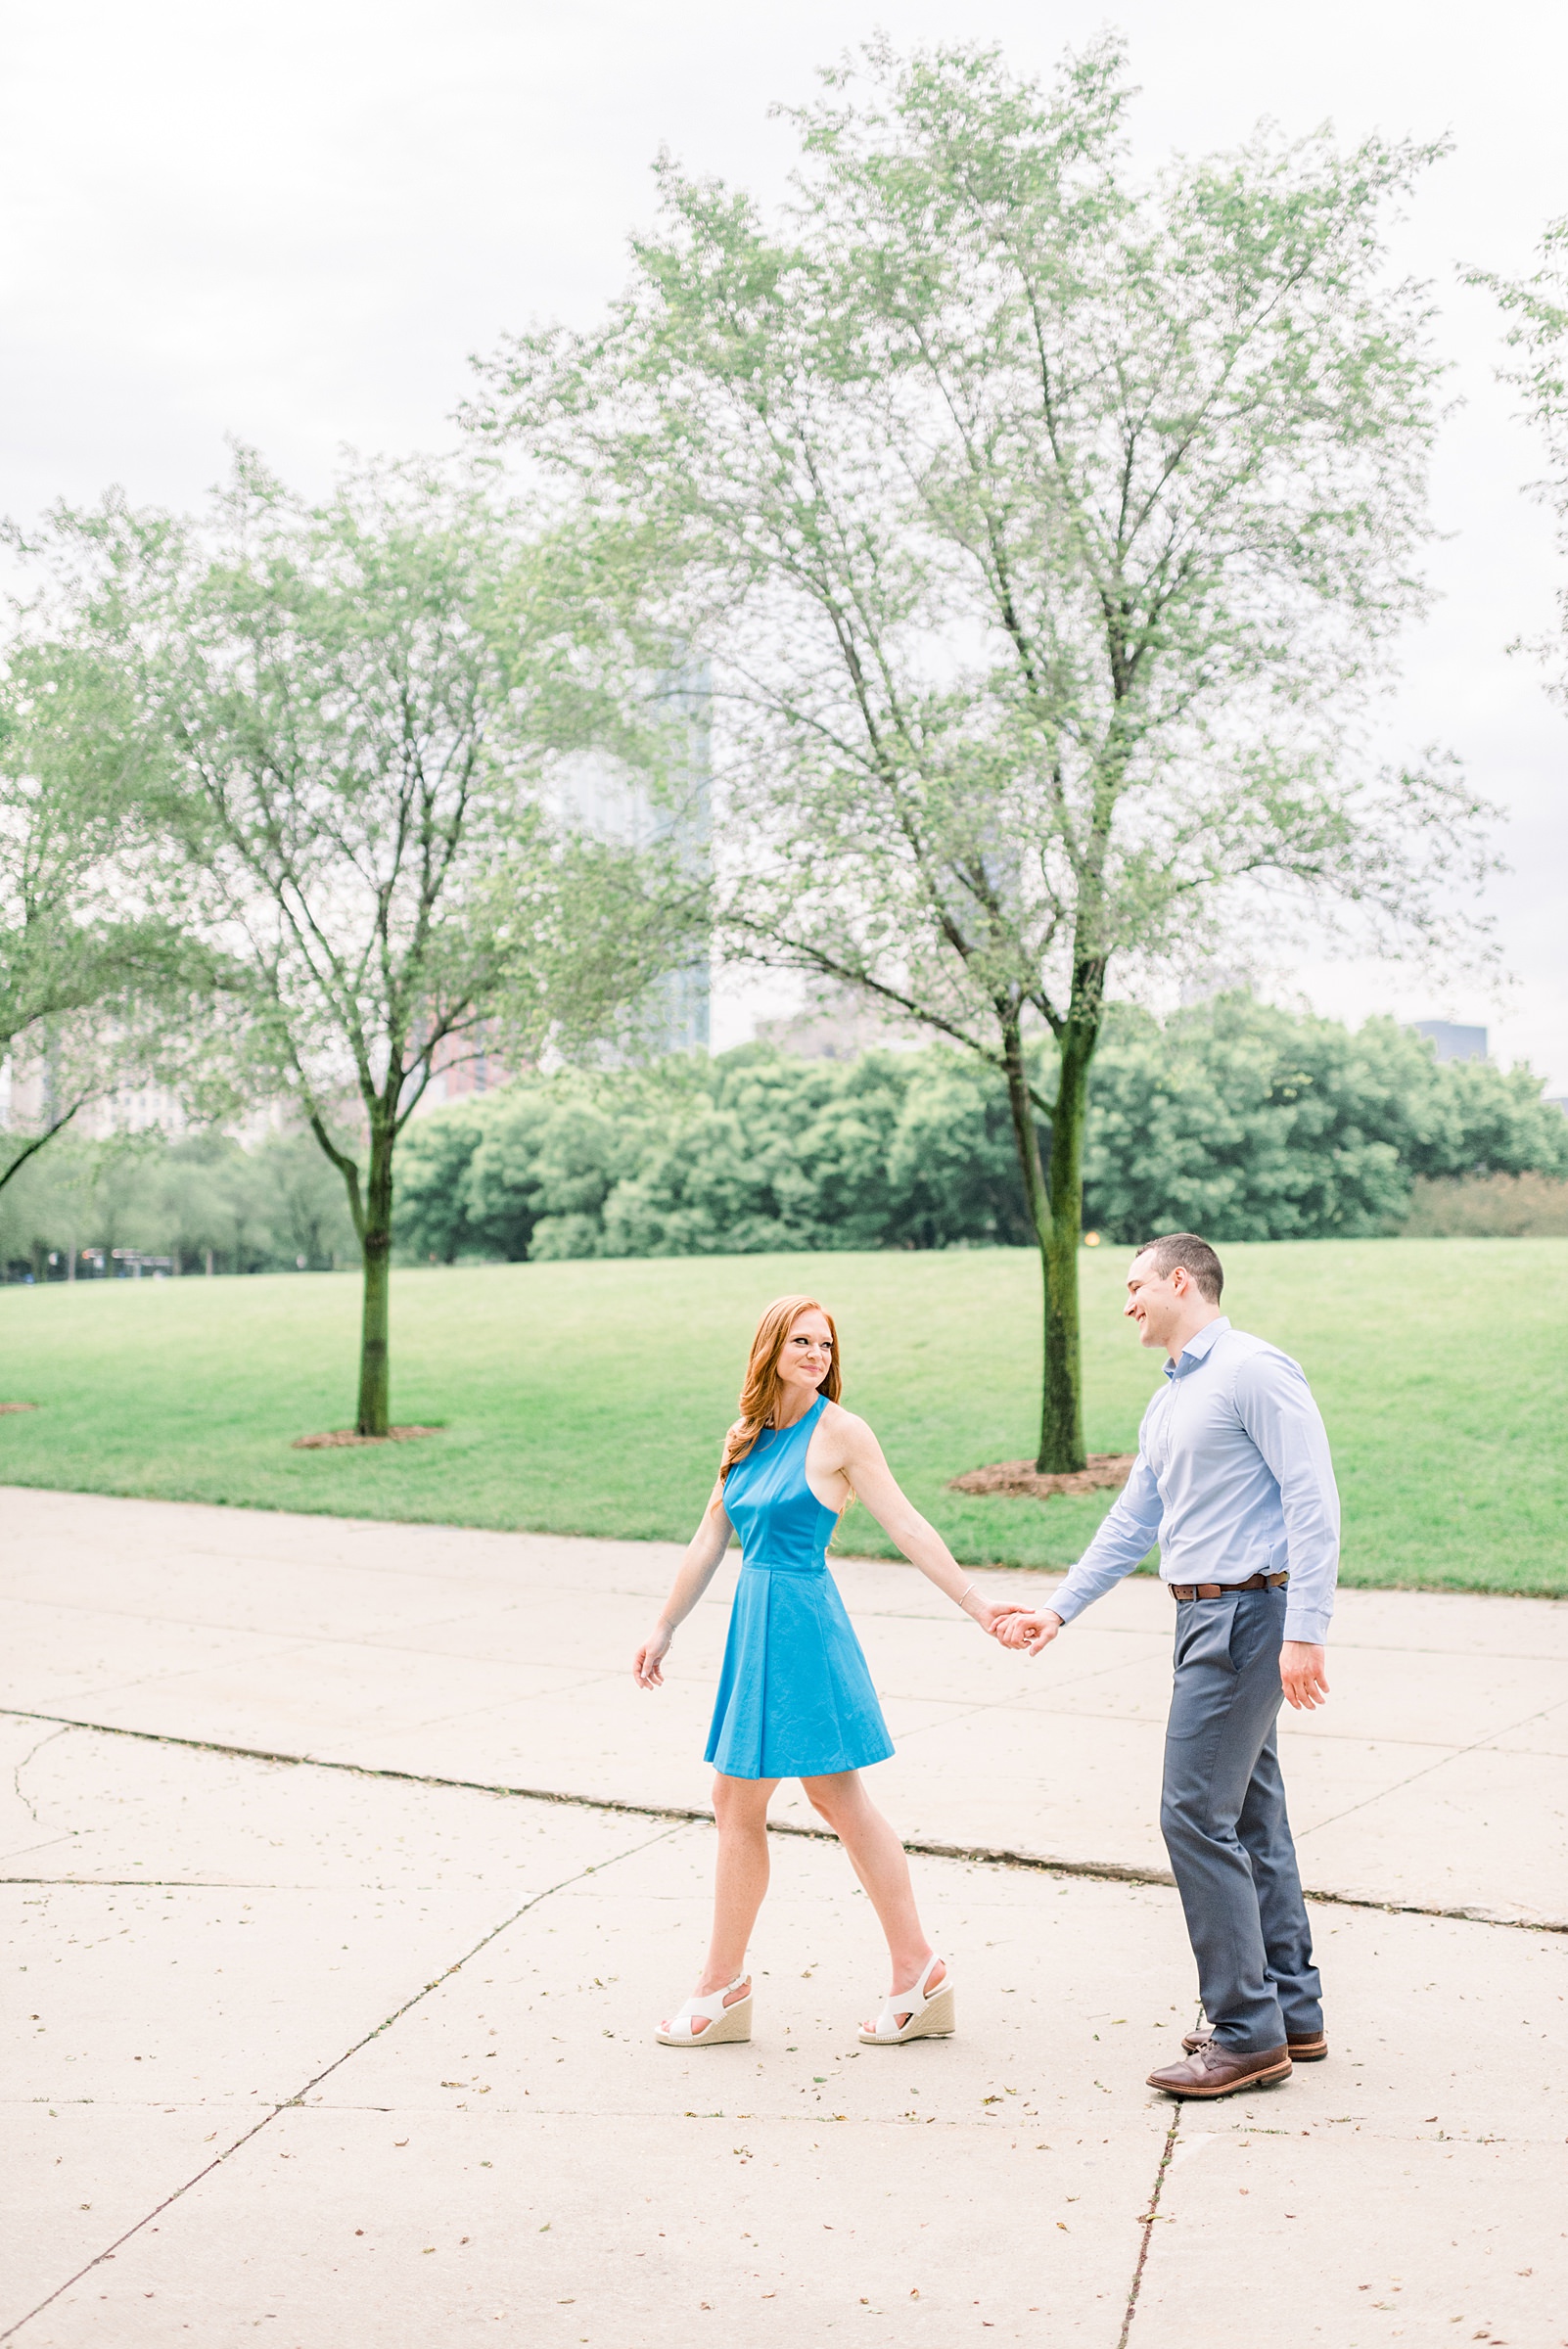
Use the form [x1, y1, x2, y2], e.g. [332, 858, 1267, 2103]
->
[1124, 1249, 1186, 1349]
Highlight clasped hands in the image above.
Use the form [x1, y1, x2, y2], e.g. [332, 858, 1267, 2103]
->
[969, 1596, 1063, 1655]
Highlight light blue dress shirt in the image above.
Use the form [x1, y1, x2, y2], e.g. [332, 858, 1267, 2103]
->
[1046, 1317, 1340, 1646]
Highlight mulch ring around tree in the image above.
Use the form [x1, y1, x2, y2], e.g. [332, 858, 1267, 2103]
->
[0, 1402, 38, 1414]
[291, 1425, 443, 1451]
[948, 1452, 1135, 1501]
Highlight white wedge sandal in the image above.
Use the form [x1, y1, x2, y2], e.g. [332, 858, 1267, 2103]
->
[655, 1973, 753, 2048]
[859, 1954, 955, 2046]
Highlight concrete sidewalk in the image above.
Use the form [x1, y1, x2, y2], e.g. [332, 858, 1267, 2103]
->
[4, 1486, 1565, 1923]
[3, 1488, 1566, 2347]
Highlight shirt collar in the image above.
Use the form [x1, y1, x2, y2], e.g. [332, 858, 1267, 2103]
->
[1163, 1314, 1230, 1380]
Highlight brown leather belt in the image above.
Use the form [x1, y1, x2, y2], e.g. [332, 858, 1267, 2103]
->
[1169, 1571, 1289, 1602]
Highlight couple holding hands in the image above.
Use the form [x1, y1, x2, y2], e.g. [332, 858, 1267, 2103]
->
[632, 1232, 1338, 2099]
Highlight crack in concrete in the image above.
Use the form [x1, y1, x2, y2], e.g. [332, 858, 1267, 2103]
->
[0, 1834, 79, 1868]
[0, 1814, 685, 2342]
[1118, 2103, 1183, 2349]
[3, 1706, 1563, 1934]
[9, 1724, 68, 1828]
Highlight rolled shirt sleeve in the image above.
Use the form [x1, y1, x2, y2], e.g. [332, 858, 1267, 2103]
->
[1234, 1353, 1340, 1645]
[1045, 1446, 1165, 1626]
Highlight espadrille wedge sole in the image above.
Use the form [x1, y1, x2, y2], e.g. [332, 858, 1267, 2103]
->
[858, 1956, 955, 2046]
[655, 1976, 753, 2047]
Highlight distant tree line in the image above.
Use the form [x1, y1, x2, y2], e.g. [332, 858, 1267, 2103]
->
[0, 1130, 357, 1283]
[392, 996, 1568, 1264]
[8, 994, 1561, 1282]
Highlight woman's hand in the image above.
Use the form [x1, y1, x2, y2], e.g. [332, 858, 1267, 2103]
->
[993, 1608, 1063, 1655]
[958, 1588, 1040, 1638]
[633, 1624, 673, 1688]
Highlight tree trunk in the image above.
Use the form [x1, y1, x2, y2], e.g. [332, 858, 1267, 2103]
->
[355, 1119, 395, 1437]
[999, 981, 1101, 1475]
[1038, 1022, 1093, 1472]
[999, 1019, 1082, 1474]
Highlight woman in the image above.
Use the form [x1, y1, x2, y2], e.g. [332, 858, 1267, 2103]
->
[632, 1293, 1010, 2050]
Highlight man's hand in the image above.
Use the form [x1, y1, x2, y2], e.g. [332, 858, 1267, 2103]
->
[1280, 1642, 1329, 1711]
[993, 1608, 1064, 1656]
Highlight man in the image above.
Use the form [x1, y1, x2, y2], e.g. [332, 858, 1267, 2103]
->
[998, 1232, 1337, 2098]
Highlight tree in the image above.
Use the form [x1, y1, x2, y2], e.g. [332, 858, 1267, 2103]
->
[1082, 995, 1568, 1241]
[1468, 218, 1568, 703]
[0, 633, 192, 1191]
[36, 453, 702, 1431]
[470, 36, 1488, 1467]
[392, 1041, 1031, 1264]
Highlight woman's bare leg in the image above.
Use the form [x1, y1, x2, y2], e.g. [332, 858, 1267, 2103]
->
[664, 1773, 777, 2033]
[802, 1771, 944, 2023]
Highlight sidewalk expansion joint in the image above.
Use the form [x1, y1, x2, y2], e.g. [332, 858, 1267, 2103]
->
[0, 1812, 684, 2343]
[1297, 1689, 1568, 1842]
[3, 1706, 1564, 1935]
[1, 1878, 349, 1890]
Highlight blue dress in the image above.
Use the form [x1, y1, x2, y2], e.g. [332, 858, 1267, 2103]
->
[705, 1394, 895, 1780]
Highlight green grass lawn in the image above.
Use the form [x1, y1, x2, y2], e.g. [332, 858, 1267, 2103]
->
[0, 1240, 1563, 1596]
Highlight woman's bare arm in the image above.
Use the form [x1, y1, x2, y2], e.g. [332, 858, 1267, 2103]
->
[633, 1480, 735, 1688]
[829, 1411, 1012, 1633]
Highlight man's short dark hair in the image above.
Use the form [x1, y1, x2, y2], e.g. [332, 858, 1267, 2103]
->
[1133, 1231, 1224, 1302]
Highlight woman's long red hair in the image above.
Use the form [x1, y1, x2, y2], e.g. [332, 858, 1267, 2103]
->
[719, 1294, 842, 1482]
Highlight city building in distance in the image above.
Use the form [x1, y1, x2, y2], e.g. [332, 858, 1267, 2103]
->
[1413, 1020, 1488, 1063]
[417, 662, 713, 1113]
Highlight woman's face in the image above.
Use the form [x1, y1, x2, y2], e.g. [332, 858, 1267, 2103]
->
[777, 1309, 834, 1394]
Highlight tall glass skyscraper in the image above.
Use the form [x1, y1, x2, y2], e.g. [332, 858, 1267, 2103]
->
[554, 658, 712, 1056]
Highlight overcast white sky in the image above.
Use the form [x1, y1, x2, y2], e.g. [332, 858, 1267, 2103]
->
[3, 0, 1565, 1079]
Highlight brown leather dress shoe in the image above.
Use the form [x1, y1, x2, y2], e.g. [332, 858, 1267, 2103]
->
[1182, 2024, 1327, 2063]
[1147, 2041, 1293, 2098]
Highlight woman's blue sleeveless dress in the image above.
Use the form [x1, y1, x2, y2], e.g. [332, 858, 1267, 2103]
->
[705, 1394, 895, 1780]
